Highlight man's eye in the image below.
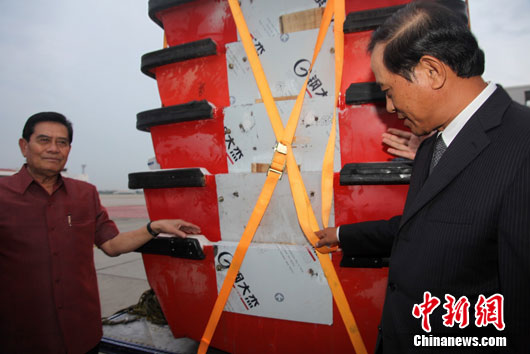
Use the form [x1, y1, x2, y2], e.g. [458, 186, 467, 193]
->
[57, 140, 69, 147]
[38, 137, 51, 144]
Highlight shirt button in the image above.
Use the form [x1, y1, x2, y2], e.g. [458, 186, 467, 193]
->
[388, 282, 396, 291]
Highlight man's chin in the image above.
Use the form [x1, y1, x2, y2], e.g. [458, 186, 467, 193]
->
[405, 122, 430, 137]
[42, 161, 66, 172]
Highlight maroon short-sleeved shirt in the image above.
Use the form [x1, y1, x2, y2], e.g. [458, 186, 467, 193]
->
[0, 165, 119, 353]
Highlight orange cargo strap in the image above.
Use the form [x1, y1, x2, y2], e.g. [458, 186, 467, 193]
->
[198, 0, 367, 353]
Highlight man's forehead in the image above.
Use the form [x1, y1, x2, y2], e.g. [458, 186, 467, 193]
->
[370, 44, 387, 83]
[33, 121, 69, 137]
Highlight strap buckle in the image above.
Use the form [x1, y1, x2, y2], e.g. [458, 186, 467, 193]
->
[267, 142, 288, 178]
[274, 141, 288, 155]
[267, 167, 283, 178]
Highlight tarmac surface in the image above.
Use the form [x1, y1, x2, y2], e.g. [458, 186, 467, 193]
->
[97, 193, 226, 353]
[97, 194, 150, 319]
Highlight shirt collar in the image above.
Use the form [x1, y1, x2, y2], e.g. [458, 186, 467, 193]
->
[441, 81, 497, 147]
[15, 164, 66, 195]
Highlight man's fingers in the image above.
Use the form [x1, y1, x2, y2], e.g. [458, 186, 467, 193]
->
[382, 133, 408, 146]
[173, 230, 188, 238]
[387, 127, 412, 139]
[178, 220, 201, 230]
[383, 137, 407, 151]
[174, 220, 201, 234]
[180, 225, 201, 234]
[387, 148, 415, 160]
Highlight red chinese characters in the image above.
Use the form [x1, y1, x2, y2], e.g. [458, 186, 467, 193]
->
[413, 292, 505, 332]
[443, 295, 471, 329]
[412, 291, 441, 332]
[475, 294, 505, 331]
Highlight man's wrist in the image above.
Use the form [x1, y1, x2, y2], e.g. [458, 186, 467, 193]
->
[146, 221, 160, 238]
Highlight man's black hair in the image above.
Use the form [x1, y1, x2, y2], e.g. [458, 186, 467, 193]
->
[22, 112, 73, 144]
[368, 0, 484, 81]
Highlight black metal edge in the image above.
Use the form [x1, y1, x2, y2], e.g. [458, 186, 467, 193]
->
[128, 168, 206, 189]
[440, 0, 469, 25]
[340, 256, 389, 268]
[340, 161, 413, 186]
[343, 4, 405, 33]
[148, 0, 195, 28]
[136, 100, 213, 132]
[345, 82, 385, 105]
[141, 38, 217, 79]
[343, 1, 467, 34]
[135, 237, 205, 260]
[100, 336, 176, 354]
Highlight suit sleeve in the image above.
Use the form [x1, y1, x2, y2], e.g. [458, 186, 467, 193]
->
[338, 215, 401, 258]
[497, 154, 530, 351]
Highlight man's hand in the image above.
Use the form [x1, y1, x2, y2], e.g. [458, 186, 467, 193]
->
[315, 227, 339, 248]
[382, 128, 428, 160]
[101, 219, 202, 257]
[150, 219, 201, 238]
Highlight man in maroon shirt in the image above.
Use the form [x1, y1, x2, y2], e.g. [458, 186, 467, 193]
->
[0, 112, 201, 353]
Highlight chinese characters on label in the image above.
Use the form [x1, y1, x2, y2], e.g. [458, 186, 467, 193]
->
[307, 75, 328, 97]
[235, 272, 260, 309]
[293, 59, 328, 98]
[225, 126, 244, 164]
[250, 34, 265, 56]
[217, 251, 260, 310]
[412, 292, 505, 332]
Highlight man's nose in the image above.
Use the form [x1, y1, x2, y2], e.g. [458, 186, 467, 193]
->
[46, 141, 61, 152]
[386, 98, 396, 114]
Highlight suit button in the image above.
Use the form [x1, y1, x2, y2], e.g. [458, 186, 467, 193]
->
[388, 282, 396, 291]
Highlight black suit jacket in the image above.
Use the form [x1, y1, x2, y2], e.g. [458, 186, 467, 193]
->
[340, 86, 530, 353]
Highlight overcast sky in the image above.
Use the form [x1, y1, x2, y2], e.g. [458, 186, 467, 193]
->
[1, 0, 529, 190]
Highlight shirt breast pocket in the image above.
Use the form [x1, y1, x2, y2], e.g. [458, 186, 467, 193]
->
[67, 218, 96, 246]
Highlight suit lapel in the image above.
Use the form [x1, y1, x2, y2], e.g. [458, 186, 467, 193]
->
[399, 85, 511, 229]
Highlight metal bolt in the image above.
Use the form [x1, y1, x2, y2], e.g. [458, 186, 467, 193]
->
[218, 196, 224, 202]
[330, 47, 335, 54]
[242, 57, 247, 62]
[228, 63, 234, 69]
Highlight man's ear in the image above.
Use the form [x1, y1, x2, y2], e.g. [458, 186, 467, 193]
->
[418, 55, 446, 90]
[19, 138, 28, 158]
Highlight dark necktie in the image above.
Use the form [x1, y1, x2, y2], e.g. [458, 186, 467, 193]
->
[430, 133, 447, 174]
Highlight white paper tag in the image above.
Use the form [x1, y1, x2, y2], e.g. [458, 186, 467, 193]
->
[214, 242, 333, 325]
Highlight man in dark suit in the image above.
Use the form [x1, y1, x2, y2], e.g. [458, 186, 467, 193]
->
[316, 2, 529, 353]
